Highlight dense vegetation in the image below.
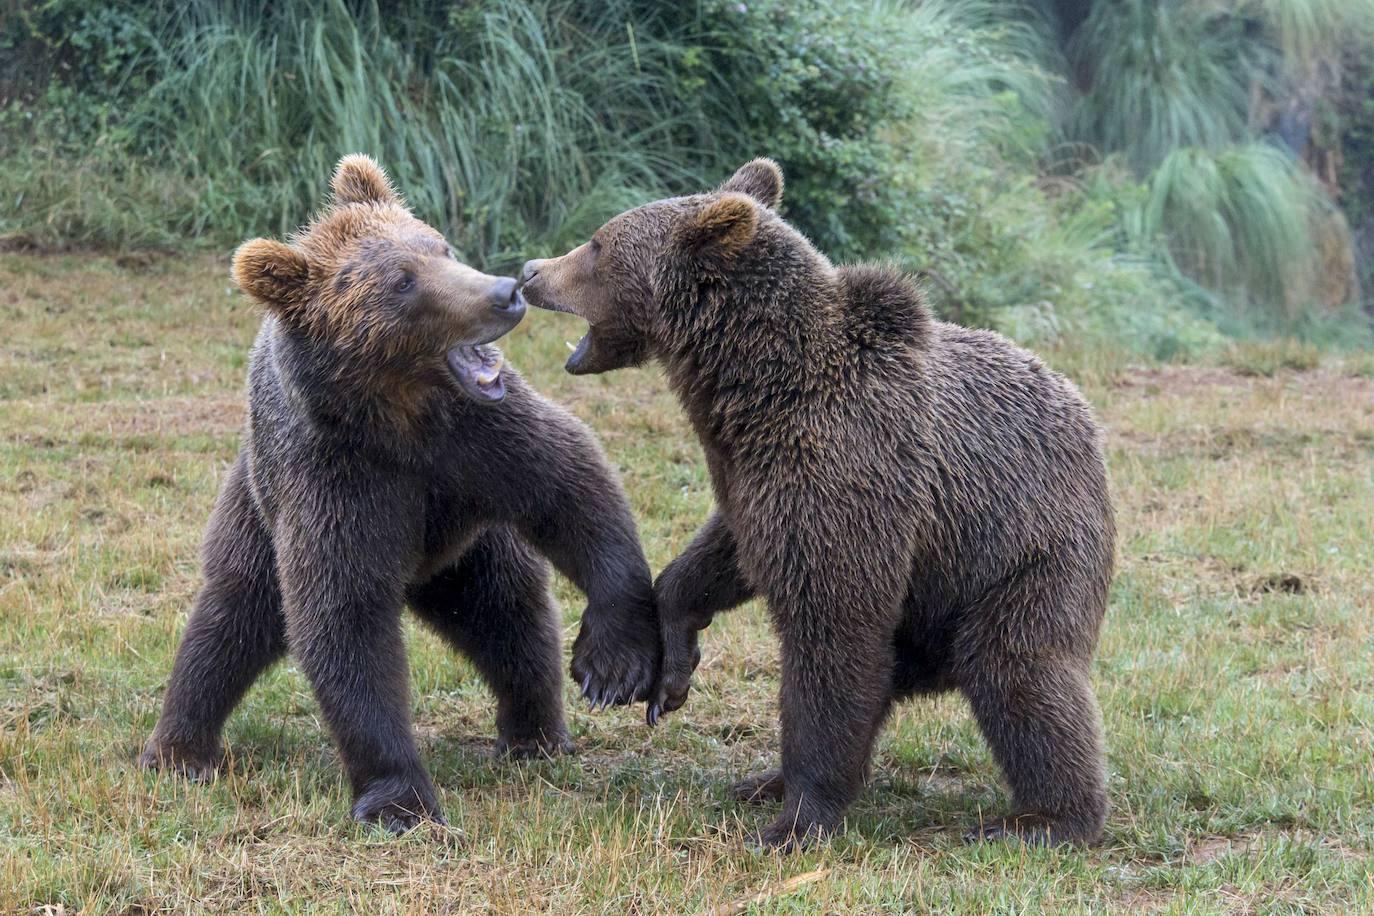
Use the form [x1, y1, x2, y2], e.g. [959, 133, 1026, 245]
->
[3, 0, 1373, 354]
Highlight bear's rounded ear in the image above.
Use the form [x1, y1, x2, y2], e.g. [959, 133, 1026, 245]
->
[675, 193, 759, 260]
[331, 154, 401, 207]
[232, 239, 310, 312]
[719, 158, 783, 209]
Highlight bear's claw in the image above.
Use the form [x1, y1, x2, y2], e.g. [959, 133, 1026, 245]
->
[570, 614, 660, 713]
[138, 738, 223, 782]
[648, 622, 701, 723]
[750, 816, 835, 854]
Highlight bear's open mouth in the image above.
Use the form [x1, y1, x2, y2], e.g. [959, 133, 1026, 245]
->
[446, 344, 506, 403]
[565, 331, 592, 374]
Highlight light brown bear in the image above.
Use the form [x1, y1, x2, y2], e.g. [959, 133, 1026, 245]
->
[141, 156, 659, 832]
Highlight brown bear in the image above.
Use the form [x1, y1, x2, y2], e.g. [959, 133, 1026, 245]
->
[139, 156, 659, 833]
[520, 159, 1115, 851]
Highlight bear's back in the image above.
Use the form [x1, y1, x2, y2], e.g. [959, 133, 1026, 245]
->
[916, 320, 1112, 578]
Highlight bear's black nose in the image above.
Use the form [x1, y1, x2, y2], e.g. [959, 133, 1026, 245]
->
[521, 260, 539, 283]
[488, 277, 519, 310]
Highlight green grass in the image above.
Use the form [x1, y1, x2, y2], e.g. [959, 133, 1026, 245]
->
[1, 253, 1372, 911]
[1248, 0, 1374, 71]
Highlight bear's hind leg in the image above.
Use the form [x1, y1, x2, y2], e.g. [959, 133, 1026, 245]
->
[409, 528, 571, 758]
[960, 649, 1107, 846]
[141, 453, 285, 780]
[731, 691, 896, 805]
[754, 611, 897, 852]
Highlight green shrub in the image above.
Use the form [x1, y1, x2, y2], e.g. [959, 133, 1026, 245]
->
[2, 0, 945, 266]
[3, 0, 1370, 354]
[1342, 351, 1374, 377]
[1240, 0, 1374, 71]
[4, 0, 702, 264]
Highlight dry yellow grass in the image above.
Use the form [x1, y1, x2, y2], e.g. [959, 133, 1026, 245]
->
[1, 253, 1372, 912]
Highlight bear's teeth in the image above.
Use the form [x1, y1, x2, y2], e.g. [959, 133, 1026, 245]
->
[566, 340, 577, 351]
[474, 354, 504, 385]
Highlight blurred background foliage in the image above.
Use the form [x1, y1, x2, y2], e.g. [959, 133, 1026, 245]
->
[3, 0, 1373, 356]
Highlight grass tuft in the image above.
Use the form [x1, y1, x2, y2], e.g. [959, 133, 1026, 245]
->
[1222, 338, 1322, 376]
[1066, 0, 1253, 176]
[1128, 144, 1333, 316]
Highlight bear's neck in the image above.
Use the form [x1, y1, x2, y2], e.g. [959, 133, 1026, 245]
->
[267, 322, 439, 440]
[655, 262, 933, 476]
[656, 270, 851, 459]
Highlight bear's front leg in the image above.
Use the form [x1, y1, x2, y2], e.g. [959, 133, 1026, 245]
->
[568, 579, 658, 710]
[559, 528, 659, 712]
[274, 489, 443, 834]
[649, 512, 755, 724]
[508, 412, 661, 710]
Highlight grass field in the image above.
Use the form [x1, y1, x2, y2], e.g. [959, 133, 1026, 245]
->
[1, 252, 1372, 913]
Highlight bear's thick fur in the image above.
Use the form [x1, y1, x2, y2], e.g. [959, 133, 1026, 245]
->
[522, 159, 1115, 850]
[140, 156, 659, 832]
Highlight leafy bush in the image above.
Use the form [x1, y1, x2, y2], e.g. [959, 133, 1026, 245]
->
[1240, 0, 1374, 71]
[1052, 0, 1372, 321]
[681, 0, 948, 261]
[3, 0, 707, 265]
[2, 0, 944, 267]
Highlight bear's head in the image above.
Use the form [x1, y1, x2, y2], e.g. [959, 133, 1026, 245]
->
[521, 158, 812, 375]
[232, 155, 524, 404]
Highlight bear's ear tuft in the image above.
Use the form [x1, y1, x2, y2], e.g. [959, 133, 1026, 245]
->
[676, 193, 759, 259]
[331, 154, 400, 207]
[719, 158, 783, 208]
[232, 239, 310, 311]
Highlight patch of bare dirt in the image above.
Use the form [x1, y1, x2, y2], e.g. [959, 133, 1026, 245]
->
[1114, 888, 1178, 912]
[1189, 835, 1238, 864]
[1114, 425, 1370, 460]
[1115, 365, 1255, 396]
[88, 394, 245, 439]
[1251, 573, 1307, 595]
[1115, 365, 1374, 400]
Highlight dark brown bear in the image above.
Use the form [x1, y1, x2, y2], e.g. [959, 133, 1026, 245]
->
[140, 155, 659, 833]
[521, 159, 1115, 851]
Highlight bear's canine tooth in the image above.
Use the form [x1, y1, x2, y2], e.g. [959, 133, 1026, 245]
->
[474, 353, 503, 385]
[566, 340, 577, 351]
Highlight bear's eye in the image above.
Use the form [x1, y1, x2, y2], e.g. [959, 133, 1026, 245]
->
[395, 274, 415, 293]
[445, 246, 458, 261]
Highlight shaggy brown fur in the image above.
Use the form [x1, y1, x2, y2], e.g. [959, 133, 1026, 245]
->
[521, 159, 1115, 851]
[140, 156, 659, 832]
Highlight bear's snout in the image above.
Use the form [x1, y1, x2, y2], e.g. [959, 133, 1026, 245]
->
[487, 277, 522, 314]
[518, 259, 568, 315]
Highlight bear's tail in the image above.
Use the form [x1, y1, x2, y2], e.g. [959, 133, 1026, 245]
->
[837, 264, 934, 352]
